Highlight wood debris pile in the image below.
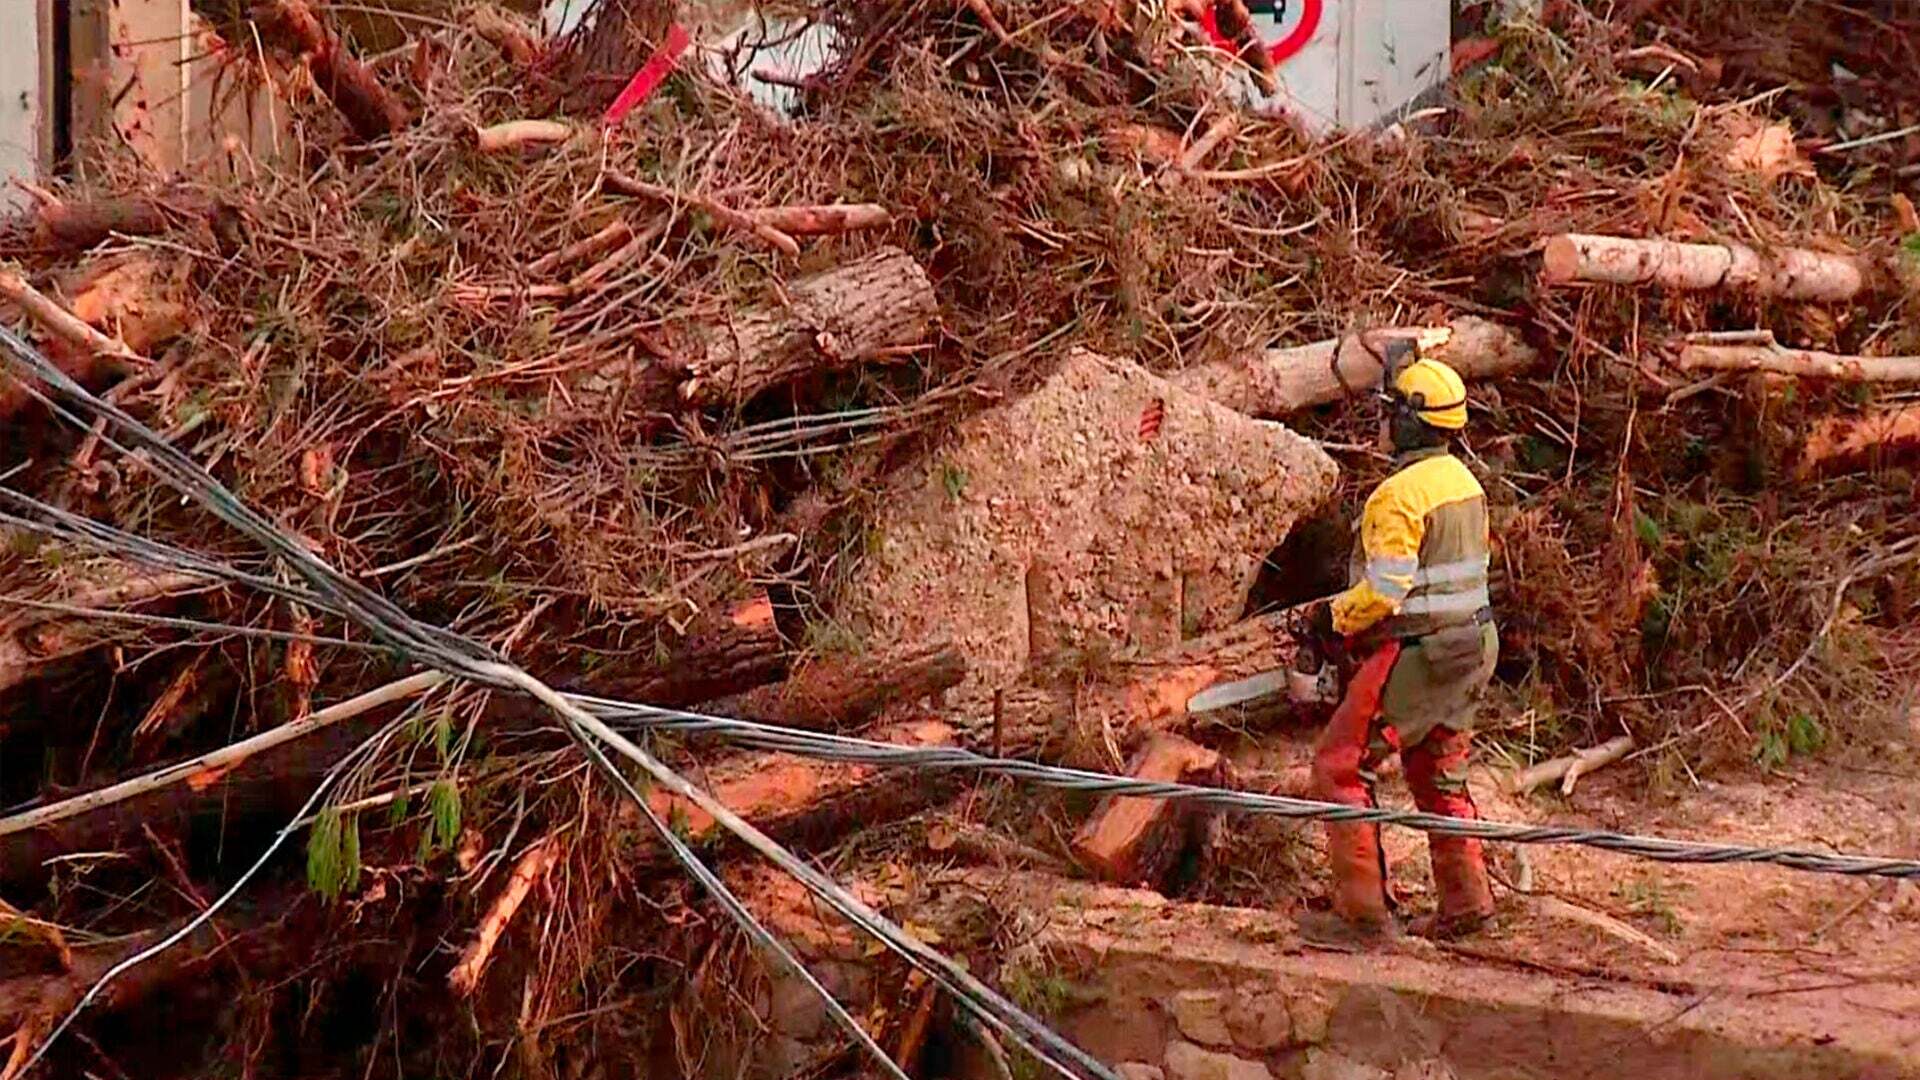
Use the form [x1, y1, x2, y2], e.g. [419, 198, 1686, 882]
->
[2, 0, 1920, 1076]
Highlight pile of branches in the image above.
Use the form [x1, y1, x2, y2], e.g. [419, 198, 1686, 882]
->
[3, 0, 1920, 1075]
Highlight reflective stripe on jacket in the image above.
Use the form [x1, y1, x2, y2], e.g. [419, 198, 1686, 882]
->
[1331, 447, 1491, 639]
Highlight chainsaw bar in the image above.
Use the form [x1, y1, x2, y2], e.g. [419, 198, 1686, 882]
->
[1185, 669, 1292, 714]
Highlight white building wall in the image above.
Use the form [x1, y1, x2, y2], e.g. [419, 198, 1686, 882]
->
[0, 3, 49, 211]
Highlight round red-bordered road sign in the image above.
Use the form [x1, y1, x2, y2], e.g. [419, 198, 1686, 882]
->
[1197, 0, 1325, 66]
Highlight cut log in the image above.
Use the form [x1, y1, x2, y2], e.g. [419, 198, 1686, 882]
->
[1071, 733, 1227, 886]
[1169, 316, 1539, 418]
[1677, 336, 1920, 382]
[577, 594, 789, 706]
[567, 248, 936, 414]
[467, 3, 543, 67]
[264, 0, 411, 141]
[1797, 405, 1920, 477]
[652, 246, 937, 407]
[717, 641, 966, 730]
[1540, 233, 1868, 301]
[34, 195, 171, 251]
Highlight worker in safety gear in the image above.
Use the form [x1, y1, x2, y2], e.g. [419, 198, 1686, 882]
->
[1300, 346, 1499, 944]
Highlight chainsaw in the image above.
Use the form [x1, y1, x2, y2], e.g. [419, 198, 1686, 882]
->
[1184, 607, 1343, 716]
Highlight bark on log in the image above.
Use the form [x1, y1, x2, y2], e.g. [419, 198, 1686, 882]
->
[717, 641, 966, 730]
[1169, 316, 1539, 417]
[1677, 338, 1920, 382]
[265, 0, 411, 141]
[1797, 405, 1920, 477]
[575, 247, 938, 412]
[1071, 733, 1227, 886]
[1540, 233, 1868, 301]
[681, 246, 936, 404]
[0, 569, 207, 694]
[576, 595, 788, 706]
[637, 719, 963, 857]
[35, 196, 170, 251]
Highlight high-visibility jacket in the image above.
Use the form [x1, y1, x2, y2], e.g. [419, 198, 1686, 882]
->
[1331, 447, 1491, 640]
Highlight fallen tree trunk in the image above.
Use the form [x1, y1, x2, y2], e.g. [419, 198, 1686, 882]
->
[1797, 405, 1920, 476]
[1540, 233, 1868, 301]
[266, 0, 411, 141]
[717, 641, 966, 730]
[1677, 336, 1920, 382]
[574, 247, 938, 411]
[33, 194, 185, 252]
[1170, 316, 1539, 417]
[639, 719, 964, 856]
[0, 569, 208, 694]
[577, 594, 789, 706]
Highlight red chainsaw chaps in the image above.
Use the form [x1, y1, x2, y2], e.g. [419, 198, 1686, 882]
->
[1309, 641, 1401, 807]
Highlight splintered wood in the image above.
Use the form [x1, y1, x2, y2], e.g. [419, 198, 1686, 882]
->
[1071, 733, 1226, 886]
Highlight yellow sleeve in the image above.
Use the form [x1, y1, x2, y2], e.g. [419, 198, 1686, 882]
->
[1330, 478, 1426, 636]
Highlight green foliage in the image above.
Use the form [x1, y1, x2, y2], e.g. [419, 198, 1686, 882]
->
[1755, 710, 1827, 769]
[306, 809, 362, 902]
[428, 778, 462, 853]
[940, 461, 969, 500]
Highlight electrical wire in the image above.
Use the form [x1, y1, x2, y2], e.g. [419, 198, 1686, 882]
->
[0, 322, 1113, 1080]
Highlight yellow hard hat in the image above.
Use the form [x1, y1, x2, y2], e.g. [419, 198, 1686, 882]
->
[1391, 357, 1469, 430]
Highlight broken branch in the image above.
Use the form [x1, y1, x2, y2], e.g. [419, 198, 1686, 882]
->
[448, 833, 563, 996]
[603, 170, 800, 256]
[1509, 735, 1634, 796]
[1677, 334, 1920, 382]
[744, 204, 894, 235]
[0, 269, 148, 375]
[471, 119, 573, 154]
[0, 672, 446, 841]
[265, 0, 411, 141]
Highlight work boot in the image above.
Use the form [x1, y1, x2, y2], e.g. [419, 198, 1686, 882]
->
[1402, 726, 1495, 939]
[1301, 820, 1398, 946]
[1407, 837, 1495, 939]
